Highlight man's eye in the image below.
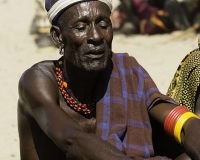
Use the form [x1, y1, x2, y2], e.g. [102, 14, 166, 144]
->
[99, 21, 109, 29]
[77, 26, 86, 31]
[75, 23, 87, 31]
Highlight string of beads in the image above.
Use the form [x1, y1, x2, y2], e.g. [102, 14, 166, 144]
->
[55, 57, 95, 115]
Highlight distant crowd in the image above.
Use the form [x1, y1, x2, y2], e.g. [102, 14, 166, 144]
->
[31, 0, 200, 48]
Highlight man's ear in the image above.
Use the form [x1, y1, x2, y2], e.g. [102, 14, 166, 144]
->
[50, 25, 63, 48]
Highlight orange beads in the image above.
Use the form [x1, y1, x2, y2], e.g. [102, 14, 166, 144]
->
[63, 82, 67, 88]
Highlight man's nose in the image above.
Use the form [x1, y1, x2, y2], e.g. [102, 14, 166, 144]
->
[87, 24, 103, 44]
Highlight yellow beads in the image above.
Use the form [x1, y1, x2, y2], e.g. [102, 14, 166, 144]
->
[59, 61, 63, 65]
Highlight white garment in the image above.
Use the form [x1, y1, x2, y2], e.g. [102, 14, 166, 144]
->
[47, 0, 112, 24]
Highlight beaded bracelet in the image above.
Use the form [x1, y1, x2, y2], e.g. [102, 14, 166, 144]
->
[164, 106, 199, 145]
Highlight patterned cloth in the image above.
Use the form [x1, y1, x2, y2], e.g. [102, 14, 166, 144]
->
[95, 53, 183, 159]
[167, 39, 200, 113]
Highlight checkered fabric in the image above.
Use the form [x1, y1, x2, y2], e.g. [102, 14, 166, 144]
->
[95, 53, 182, 159]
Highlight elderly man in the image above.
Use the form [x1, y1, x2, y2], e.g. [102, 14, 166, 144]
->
[18, 0, 200, 159]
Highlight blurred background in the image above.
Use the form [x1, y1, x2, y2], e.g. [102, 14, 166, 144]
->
[0, 0, 199, 159]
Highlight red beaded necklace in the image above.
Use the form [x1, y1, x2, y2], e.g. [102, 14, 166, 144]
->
[55, 56, 96, 115]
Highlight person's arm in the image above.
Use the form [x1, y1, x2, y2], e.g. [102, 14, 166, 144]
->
[18, 66, 133, 160]
[149, 102, 200, 160]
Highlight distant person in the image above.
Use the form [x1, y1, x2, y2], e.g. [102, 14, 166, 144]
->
[111, 0, 200, 35]
[30, 0, 54, 48]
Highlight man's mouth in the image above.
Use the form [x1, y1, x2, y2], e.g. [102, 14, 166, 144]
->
[86, 51, 104, 59]
[86, 47, 105, 59]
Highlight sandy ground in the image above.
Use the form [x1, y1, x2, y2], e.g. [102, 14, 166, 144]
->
[0, 0, 200, 159]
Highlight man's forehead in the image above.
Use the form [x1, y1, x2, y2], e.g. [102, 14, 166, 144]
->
[65, 2, 110, 18]
[45, 0, 112, 24]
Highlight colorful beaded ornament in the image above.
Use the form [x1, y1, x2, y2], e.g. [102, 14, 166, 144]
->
[55, 56, 96, 115]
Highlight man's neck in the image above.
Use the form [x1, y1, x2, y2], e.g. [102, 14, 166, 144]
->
[63, 65, 101, 104]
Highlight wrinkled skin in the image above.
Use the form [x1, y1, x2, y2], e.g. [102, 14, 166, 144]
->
[50, 1, 113, 103]
[59, 2, 113, 72]
[18, 1, 200, 160]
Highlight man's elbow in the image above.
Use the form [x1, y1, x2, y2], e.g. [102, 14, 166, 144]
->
[47, 128, 86, 153]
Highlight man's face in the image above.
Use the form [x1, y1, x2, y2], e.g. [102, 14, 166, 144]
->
[59, 1, 113, 72]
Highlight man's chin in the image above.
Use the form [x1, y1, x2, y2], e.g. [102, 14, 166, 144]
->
[82, 61, 107, 72]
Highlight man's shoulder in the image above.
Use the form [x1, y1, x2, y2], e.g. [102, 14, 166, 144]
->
[113, 52, 136, 59]
[21, 60, 55, 79]
[18, 60, 56, 95]
[18, 60, 58, 110]
[112, 52, 138, 65]
[31, 60, 55, 72]
[113, 52, 129, 57]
